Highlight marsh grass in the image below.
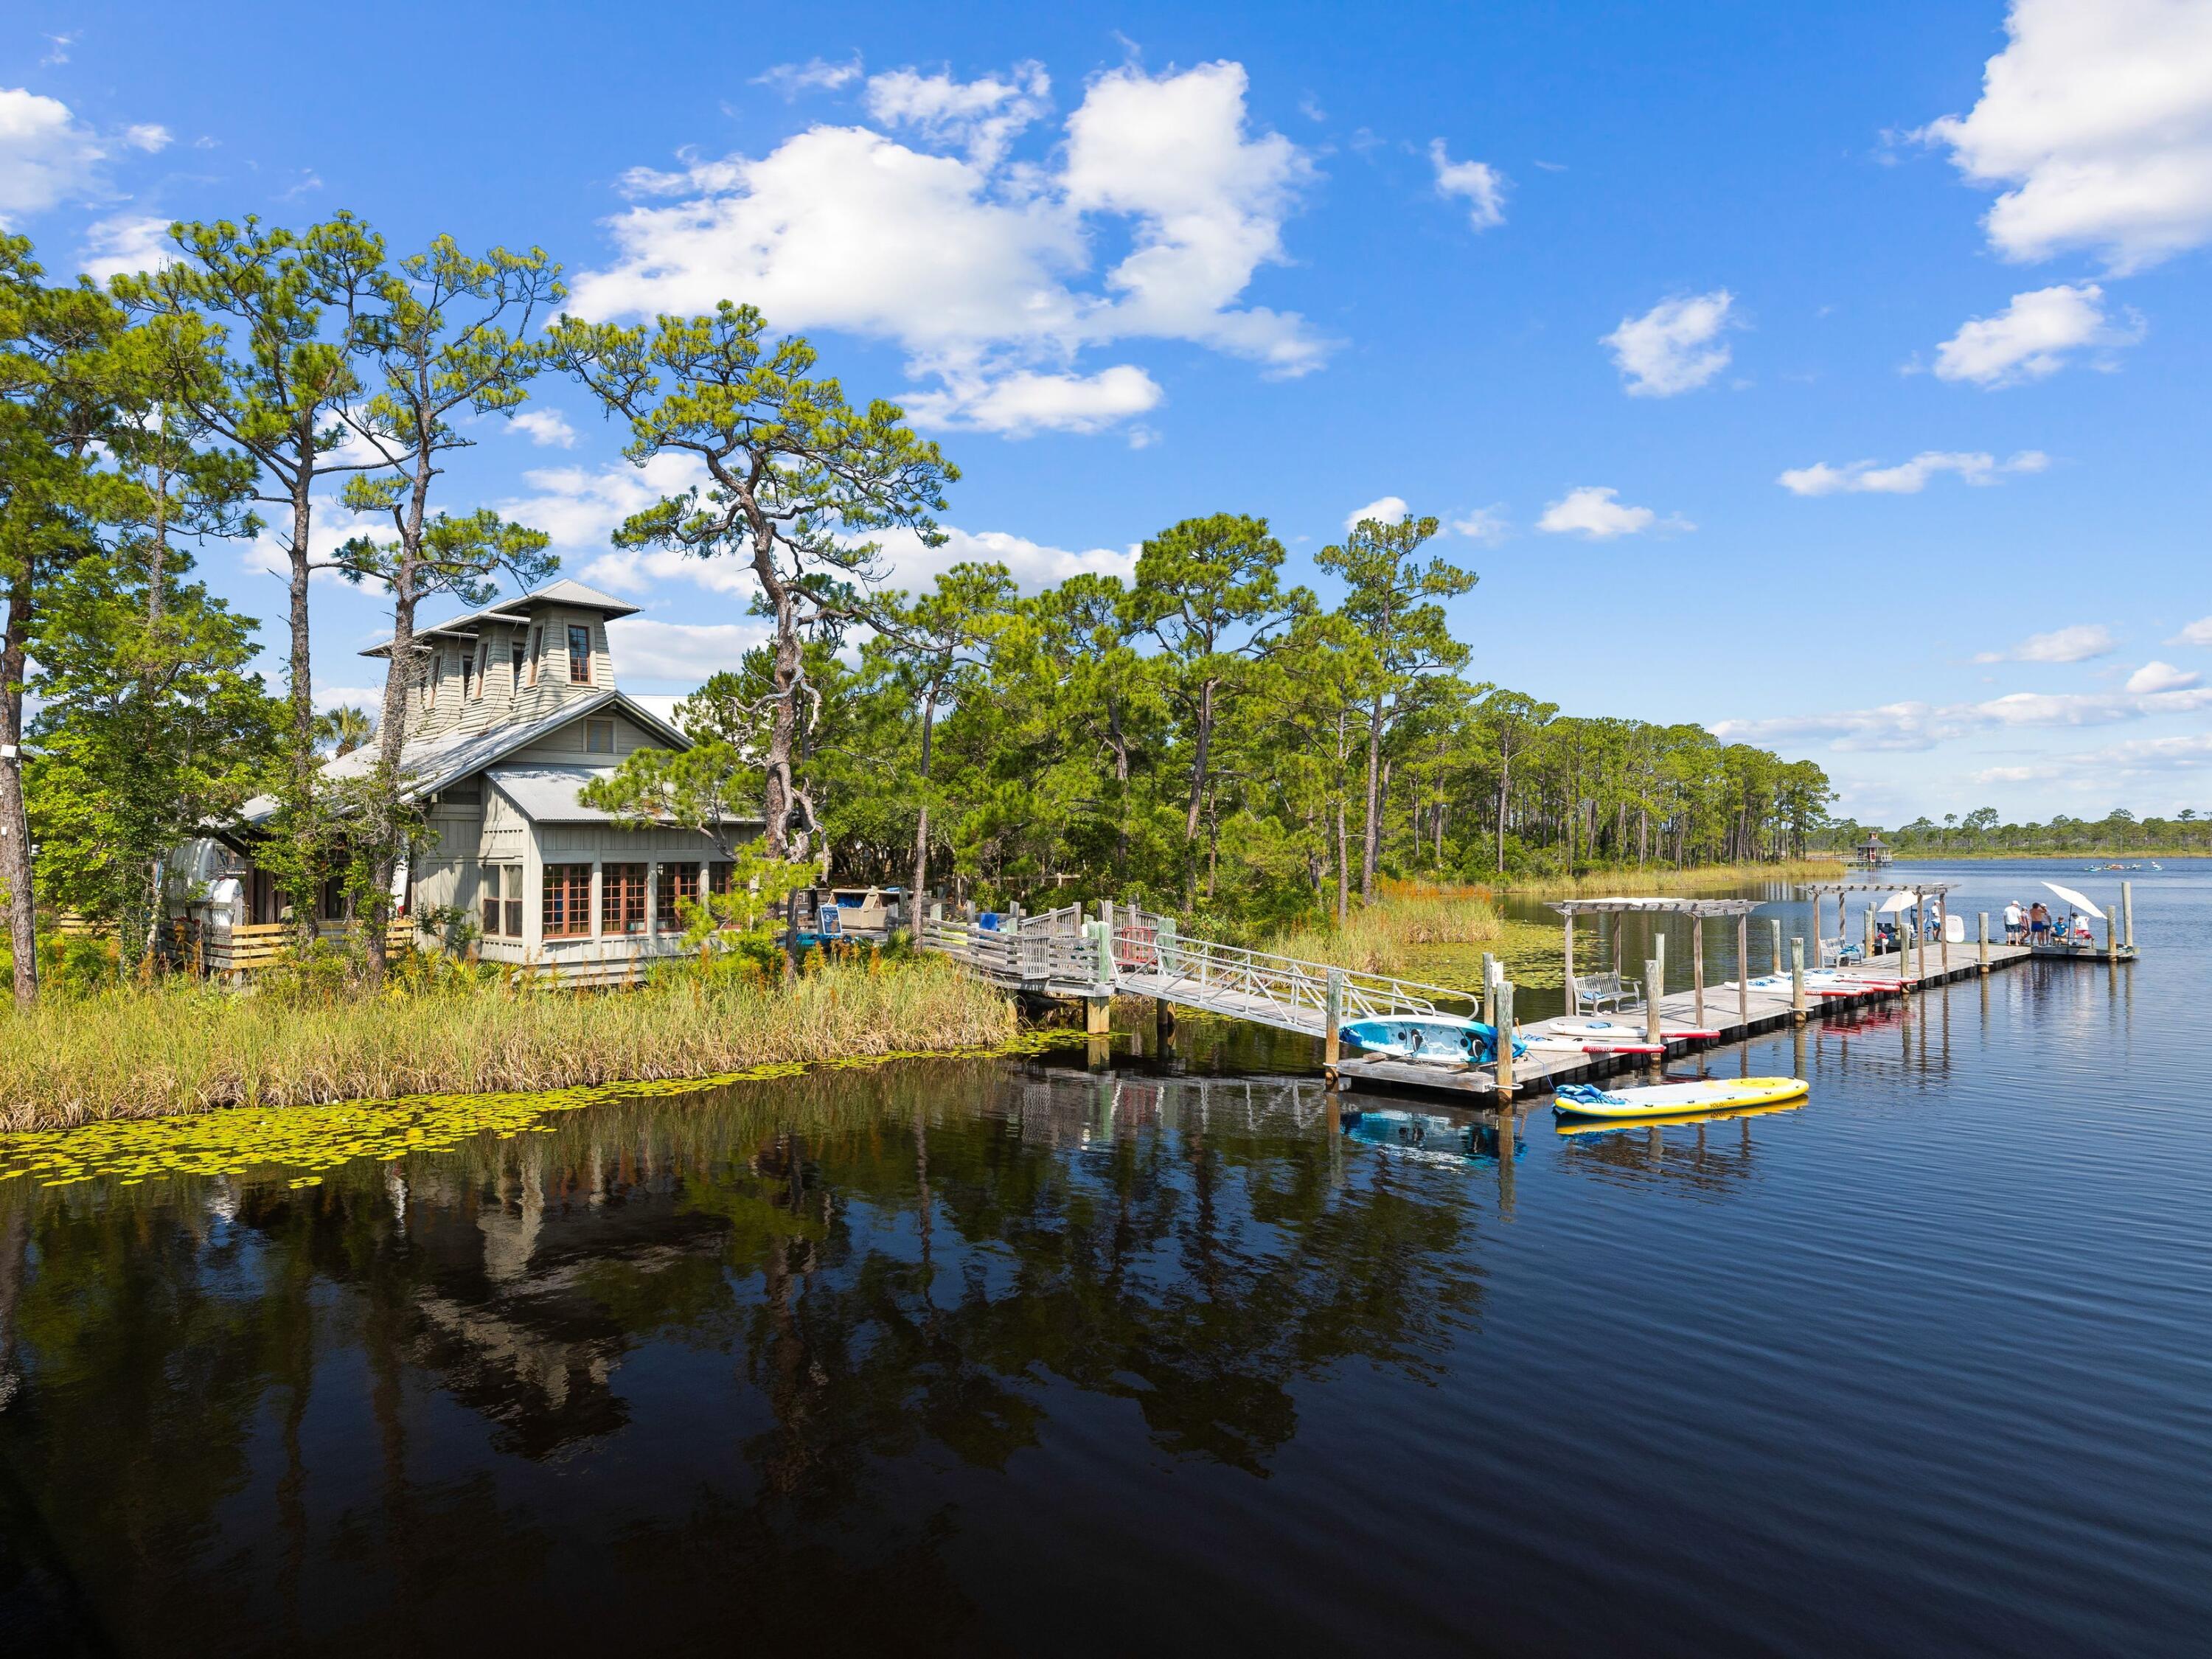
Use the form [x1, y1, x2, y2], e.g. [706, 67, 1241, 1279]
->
[0, 956, 1015, 1132]
[1263, 890, 1504, 977]
[1492, 859, 1844, 900]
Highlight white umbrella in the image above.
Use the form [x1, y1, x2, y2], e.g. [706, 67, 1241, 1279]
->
[1878, 891, 1919, 914]
[2042, 881, 2105, 919]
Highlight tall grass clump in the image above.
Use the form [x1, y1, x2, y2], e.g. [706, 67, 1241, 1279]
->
[1264, 889, 1503, 975]
[1495, 858, 1843, 899]
[0, 956, 1015, 1132]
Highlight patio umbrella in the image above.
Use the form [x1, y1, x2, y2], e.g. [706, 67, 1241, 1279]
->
[2042, 881, 2105, 919]
[1878, 891, 1919, 914]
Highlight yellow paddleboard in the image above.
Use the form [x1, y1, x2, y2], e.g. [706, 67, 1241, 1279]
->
[1550, 1076, 1808, 1121]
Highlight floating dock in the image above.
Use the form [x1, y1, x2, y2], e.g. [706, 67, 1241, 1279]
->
[919, 892, 2138, 1105]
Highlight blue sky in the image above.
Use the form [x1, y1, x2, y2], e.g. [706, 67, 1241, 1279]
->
[6, 0, 2211, 824]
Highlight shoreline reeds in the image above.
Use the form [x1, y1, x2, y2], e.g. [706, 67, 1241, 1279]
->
[0, 956, 1015, 1133]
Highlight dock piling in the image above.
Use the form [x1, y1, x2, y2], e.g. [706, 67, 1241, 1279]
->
[1769, 917, 1782, 978]
[1978, 911, 1991, 973]
[1644, 958, 1663, 1046]
[1495, 981, 1517, 1099]
[1324, 966, 1343, 1074]
[1790, 937, 1806, 1022]
[1736, 913, 1750, 1028]
[2123, 882, 2135, 950]
[1692, 919, 1707, 1028]
[1481, 951, 1496, 1026]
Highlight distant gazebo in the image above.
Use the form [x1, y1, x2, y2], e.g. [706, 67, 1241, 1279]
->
[1853, 831, 1893, 869]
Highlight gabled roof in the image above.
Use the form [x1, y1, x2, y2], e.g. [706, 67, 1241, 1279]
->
[487, 764, 765, 828]
[237, 690, 692, 825]
[360, 578, 641, 658]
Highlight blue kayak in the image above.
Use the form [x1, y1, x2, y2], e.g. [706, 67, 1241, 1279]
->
[1338, 1015, 1523, 1065]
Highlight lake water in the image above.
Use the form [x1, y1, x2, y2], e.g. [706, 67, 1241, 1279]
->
[3, 860, 2207, 1655]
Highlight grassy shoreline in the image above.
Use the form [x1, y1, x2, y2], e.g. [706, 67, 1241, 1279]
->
[0, 957, 1015, 1133]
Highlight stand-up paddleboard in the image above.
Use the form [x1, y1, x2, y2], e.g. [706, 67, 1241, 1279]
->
[1551, 1016, 1720, 1042]
[1551, 1077, 1807, 1121]
[1339, 1015, 1522, 1065]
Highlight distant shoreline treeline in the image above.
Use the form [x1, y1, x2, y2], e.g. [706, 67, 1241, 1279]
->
[1812, 808, 2211, 859]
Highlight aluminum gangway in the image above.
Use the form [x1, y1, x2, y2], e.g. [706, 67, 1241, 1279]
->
[917, 900, 1475, 1038]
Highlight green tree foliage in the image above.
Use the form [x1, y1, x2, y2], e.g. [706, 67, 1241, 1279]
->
[117, 213, 389, 941]
[327, 234, 563, 981]
[547, 302, 956, 861]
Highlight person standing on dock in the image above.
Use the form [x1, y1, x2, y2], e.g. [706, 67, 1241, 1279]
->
[2029, 902, 2051, 944]
[2003, 899, 2024, 945]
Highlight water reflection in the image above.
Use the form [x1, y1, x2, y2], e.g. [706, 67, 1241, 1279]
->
[0, 1060, 1491, 1652]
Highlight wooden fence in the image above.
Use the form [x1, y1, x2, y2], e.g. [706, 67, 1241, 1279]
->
[200, 919, 417, 978]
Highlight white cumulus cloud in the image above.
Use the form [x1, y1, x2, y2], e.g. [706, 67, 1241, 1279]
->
[753, 57, 863, 96]
[1973, 623, 2117, 664]
[1602, 290, 1734, 397]
[1450, 504, 1509, 544]
[1777, 449, 2048, 495]
[1931, 282, 2142, 386]
[2124, 660, 2199, 694]
[1921, 0, 2212, 273]
[0, 87, 105, 223]
[606, 618, 773, 684]
[1344, 495, 1409, 531]
[2168, 615, 2212, 647]
[1714, 681, 2212, 753]
[572, 60, 1322, 437]
[79, 214, 175, 283]
[863, 62, 1049, 167]
[510, 408, 578, 448]
[122, 122, 171, 153]
[1537, 486, 1685, 540]
[1429, 139, 1506, 230]
[902, 364, 1161, 437]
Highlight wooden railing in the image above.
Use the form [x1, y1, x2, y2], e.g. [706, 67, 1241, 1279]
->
[201, 919, 417, 975]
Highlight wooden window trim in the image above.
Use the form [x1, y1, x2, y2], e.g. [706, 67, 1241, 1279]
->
[655, 862, 701, 933]
[567, 623, 592, 684]
[543, 863, 594, 939]
[526, 627, 541, 687]
[602, 863, 647, 936]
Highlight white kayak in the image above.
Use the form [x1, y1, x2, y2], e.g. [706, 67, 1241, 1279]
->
[1550, 1016, 1719, 1042]
[1520, 1033, 1666, 1057]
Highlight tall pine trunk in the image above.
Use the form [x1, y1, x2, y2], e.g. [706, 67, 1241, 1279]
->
[0, 567, 37, 1005]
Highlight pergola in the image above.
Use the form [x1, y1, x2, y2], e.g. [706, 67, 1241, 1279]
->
[1548, 897, 1764, 1026]
[1801, 878, 1960, 981]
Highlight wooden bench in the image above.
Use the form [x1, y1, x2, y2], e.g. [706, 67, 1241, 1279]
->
[1571, 970, 1640, 1015]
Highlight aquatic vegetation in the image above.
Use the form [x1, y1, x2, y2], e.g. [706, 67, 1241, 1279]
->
[0, 1026, 1090, 1189]
[0, 956, 1017, 1132]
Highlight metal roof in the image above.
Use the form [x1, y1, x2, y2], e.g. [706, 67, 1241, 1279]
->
[487, 764, 764, 827]
[359, 578, 641, 658]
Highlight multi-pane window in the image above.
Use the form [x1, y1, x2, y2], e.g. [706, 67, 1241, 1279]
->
[459, 645, 475, 701]
[707, 861, 736, 928]
[481, 866, 524, 938]
[543, 863, 593, 938]
[602, 863, 647, 935]
[472, 641, 490, 700]
[511, 639, 526, 690]
[656, 863, 700, 933]
[568, 624, 592, 684]
[585, 718, 615, 754]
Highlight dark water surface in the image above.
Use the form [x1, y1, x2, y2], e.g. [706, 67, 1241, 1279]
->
[3, 860, 2208, 1656]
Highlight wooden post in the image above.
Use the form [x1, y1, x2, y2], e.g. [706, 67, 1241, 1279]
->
[1863, 904, 1875, 967]
[1978, 911, 1990, 973]
[1655, 928, 1666, 991]
[1691, 914, 1706, 1028]
[1914, 889, 1926, 984]
[1495, 980, 1516, 1099]
[1480, 952, 1496, 1026]
[1562, 909, 1576, 1013]
[1769, 917, 1783, 980]
[2123, 881, 2135, 950]
[1939, 895, 1950, 976]
[1324, 966, 1344, 1072]
[2104, 898, 2118, 959]
[1736, 913, 1750, 1029]
[1644, 957, 1663, 1046]
[1790, 937, 1806, 1022]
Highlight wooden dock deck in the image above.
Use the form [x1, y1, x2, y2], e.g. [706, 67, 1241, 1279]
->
[1331, 939, 2111, 1102]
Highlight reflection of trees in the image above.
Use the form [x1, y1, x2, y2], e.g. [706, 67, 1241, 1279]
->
[0, 1057, 1485, 1648]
